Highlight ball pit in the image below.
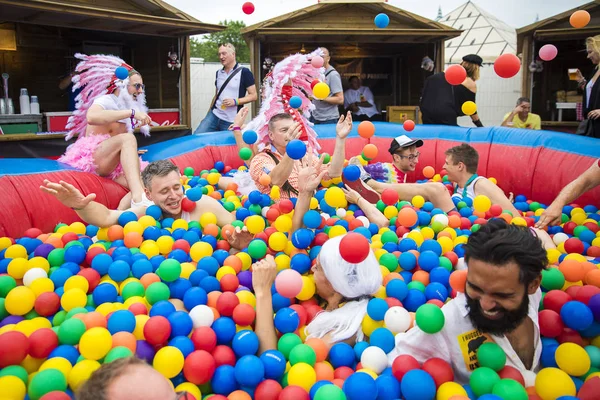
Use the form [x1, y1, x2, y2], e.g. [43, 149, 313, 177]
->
[0, 123, 599, 399]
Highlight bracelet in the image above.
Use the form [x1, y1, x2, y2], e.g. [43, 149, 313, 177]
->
[233, 98, 239, 106]
[130, 109, 135, 128]
[232, 126, 242, 131]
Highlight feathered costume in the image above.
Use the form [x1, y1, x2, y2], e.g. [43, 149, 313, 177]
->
[245, 49, 324, 151]
[58, 53, 149, 180]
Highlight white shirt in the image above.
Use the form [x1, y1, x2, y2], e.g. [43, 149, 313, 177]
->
[212, 66, 244, 123]
[344, 86, 379, 118]
[387, 289, 542, 385]
[452, 175, 484, 201]
[93, 94, 129, 124]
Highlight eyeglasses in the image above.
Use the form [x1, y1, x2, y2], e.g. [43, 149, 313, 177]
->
[175, 392, 190, 400]
[396, 151, 420, 161]
[129, 83, 145, 91]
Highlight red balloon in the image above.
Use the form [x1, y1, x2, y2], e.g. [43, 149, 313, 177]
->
[255, 379, 282, 400]
[543, 290, 572, 313]
[339, 233, 371, 264]
[381, 189, 399, 206]
[564, 238, 585, 254]
[403, 120, 415, 132]
[493, 54, 521, 79]
[242, 1, 255, 15]
[445, 64, 467, 85]
[422, 358, 454, 388]
[498, 365, 525, 386]
[575, 285, 600, 305]
[216, 292, 240, 316]
[34, 292, 61, 317]
[191, 326, 217, 352]
[143, 316, 171, 346]
[183, 350, 216, 384]
[232, 303, 256, 326]
[212, 345, 236, 366]
[278, 385, 309, 400]
[538, 309, 564, 338]
[28, 328, 58, 359]
[0, 331, 29, 368]
[392, 354, 420, 381]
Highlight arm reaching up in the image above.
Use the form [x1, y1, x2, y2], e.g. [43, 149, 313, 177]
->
[253, 255, 279, 354]
[292, 151, 327, 232]
[327, 112, 352, 178]
[342, 185, 389, 228]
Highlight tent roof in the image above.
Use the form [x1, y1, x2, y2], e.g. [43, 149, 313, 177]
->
[441, 1, 516, 64]
[0, 0, 224, 37]
[242, 1, 461, 43]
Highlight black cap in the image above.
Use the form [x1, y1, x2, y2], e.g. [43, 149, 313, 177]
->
[462, 54, 483, 66]
[388, 135, 424, 155]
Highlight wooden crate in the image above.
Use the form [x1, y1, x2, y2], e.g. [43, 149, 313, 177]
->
[386, 106, 422, 124]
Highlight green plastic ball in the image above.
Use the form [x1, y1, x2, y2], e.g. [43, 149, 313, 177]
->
[28, 368, 67, 400]
[529, 202, 541, 212]
[477, 342, 506, 371]
[47, 248, 65, 267]
[64, 241, 84, 250]
[0, 275, 16, 297]
[322, 153, 331, 164]
[104, 346, 134, 363]
[381, 231, 398, 244]
[0, 365, 29, 385]
[415, 303, 445, 333]
[407, 281, 426, 292]
[189, 221, 201, 230]
[541, 267, 565, 291]
[289, 344, 316, 366]
[457, 201, 468, 210]
[471, 224, 481, 233]
[232, 220, 245, 229]
[239, 147, 253, 161]
[585, 345, 600, 369]
[145, 282, 170, 305]
[314, 384, 346, 400]
[248, 240, 268, 259]
[52, 311, 67, 327]
[491, 378, 528, 400]
[469, 367, 501, 397]
[439, 257, 453, 271]
[58, 317, 87, 345]
[157, 259, 182, 282]
[376, 200, 386, 212]
[379, 253, 398, 273]
[184, 167, 195, 176]
[222, 202, 235, 212]
[0, 298, 7, 320]
[122, 281, 145, 300]
[278, 333, 302, 359]
[65, 307, 88, 319]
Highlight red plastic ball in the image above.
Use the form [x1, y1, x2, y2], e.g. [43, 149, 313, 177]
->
[542, 290, 572, 313]
[34, 292, 61, 317]
[77, 268, 101, 292]
[216, 292, 239, 316]
[575, 285, 600, 305]
[310, 80, 320, 90]
[289, 304, 308, 327]
[403, 120, 415, 132]
[578, 376, 600, 400]
[385, 298, 403, 308]
[242, 1, 255, 15]
[498, 365, 525, 386]
[392, 354, 420, 381]
[183, 350, 216, 384]
[212, 345, 236, 367]
[443, 251, 458, 266]
[334, 366, 354, 380]
[304, 304, 324, 324]
[538, 309, 564, 338]
[232, 303, 256, 326]
[565, 286, 581, 299]
[28, 328, 58, 359]
[381, 189, 399, 206]
[61, 232, 79, 245]
[489, 204, 503, 217]
[279, 200, 294, 214]
[564, 238, 585, 254]
[143, 316, 171, 346]
[181, 197, 196, 213]
[563, 222, 577, 235]
[427, 299, 444, 308]
[191, 326, 217, 352]
[445, 64, 467, 85]
[128, 302, 148, 316]
[40, 392, 72, 400]
[0, 331, 29, 368]
[254, 379, 282, 400]
[266, 208, 281, 221]
[339, 232, 371, 264]
[588, 246, 600, 257]
[24, 228, 43, 238]
[584, 222, 599, 233]
[493, 54, 521, 78]
[422, 358, 454, 388]
[313, 232, 329, 247]
[220, 274, 240, 293]
[85, 247, 105, 266]
[173, 239, 191, 253]
[557, 328, 584, 346]
[278, 386, 309, 400]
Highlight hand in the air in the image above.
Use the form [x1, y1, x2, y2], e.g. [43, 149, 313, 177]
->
[40, 180, 96, 210]
[252, 255, 278, 295]
[297, 149, 327, 194]
[341, 184, 361, 204]
[336, 111, 353, 139]
[223, 226, 254, 250]
[232, 107, 249, 129]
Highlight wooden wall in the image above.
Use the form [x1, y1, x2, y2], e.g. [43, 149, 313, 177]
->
[0, 23, 180, 116]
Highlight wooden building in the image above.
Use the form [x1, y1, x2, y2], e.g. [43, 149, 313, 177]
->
[241, 0, 462, 122]
[517, 1, 600, 133]
[0, 0, 223, 156]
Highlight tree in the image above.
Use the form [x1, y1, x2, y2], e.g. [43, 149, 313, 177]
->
[190, 20, 250, 63]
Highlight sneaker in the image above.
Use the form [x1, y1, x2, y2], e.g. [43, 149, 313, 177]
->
[342, 176, 380, 204]
[348, 157, 371, 182]
[131, 193, 154, 208]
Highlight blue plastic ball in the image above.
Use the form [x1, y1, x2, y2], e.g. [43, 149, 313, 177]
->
[186, 187, 203, 202]
[183, 287, 208, 310]
[274, 307, 300, 334]
[168, 336, 195, 358]
[286, 139, 307, 160]
[343, 371, 378, 400]
[149, 300, 176, 318]
[354, 341, 369, 360]
[403, 289, 427, 312]
[50, 268, 73, 288]
[115, 66, 129, 80]
[303, 210, 322, 229]
[243, 130, 258, 145]
[64, 245, 86, 264]
[92, 283, 118, 305]
[291, 229, 314, 249]
[118, 211, 138, 227]
[108, 260, 130, 282]
[329, 342, 355, 368]
[48, 345, 80, 365]
[386, 279, 408, 301]
[369, 327, 395, 353]
[167, 311, 193, 338]
[107, 310, 136, 334]
[418, 251, 440, 272]
[91, 253, 112, 276]
[343, 165, 361, 182]
[399, 252, 417, 271]
[131, 259, 153, 279]
[290, 253, 312, 274]
[374, 13, 390, 29]
[375, 374, 401, 400]
[212, 317, 237, 344]
[211, 365, 239, 395]
[424, 282, 449, 302]
[367, 298, 389, 321]
[232, 330, 259, 357]
[560, 301, 594, 331]
[289, 96, 302, 109]
[260, 349, 287, 380]
[400, 369, 436, 400]
[234, 355, 265, 387]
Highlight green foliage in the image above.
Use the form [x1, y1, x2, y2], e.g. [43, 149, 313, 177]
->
[190, 20, 249, 63]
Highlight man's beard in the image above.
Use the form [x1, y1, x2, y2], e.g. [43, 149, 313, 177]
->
[465, 290, 530, 336]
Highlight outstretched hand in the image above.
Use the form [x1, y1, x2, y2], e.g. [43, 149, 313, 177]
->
[336, 111, 353, 139]
[40, 180, 96, 210]
[232, 107, 249, 129]
[297, 149, 327, 194]
[341, 184, 361, 204]
[223, 226, 254, 250]
[252, 254, 278, 295]
[535, 203, 563, 229]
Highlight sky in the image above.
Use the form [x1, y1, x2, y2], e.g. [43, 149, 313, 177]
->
[165, 0, 589, 29]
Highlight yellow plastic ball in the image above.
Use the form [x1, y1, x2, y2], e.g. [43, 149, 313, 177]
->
[488, 177, 497, 185]
[123, 221, 144, 235]
[8, 258, 29, 280]
[236, 290, 256, 308]
[0, 237, 13, 251]
[180, 262, 196, 279]
[412, 195, 425, 208]
[287, 362, 316, 392]
[473, 195, 492, 213]
[133, 314, 150, 340]
[313, 82, 331, 100]
[30, 278, 55, 297]
[97, 228, 109, 241]
[0, 375, 26, 400]
[172, 219, 189, 231]
[384, 206, 398, 219]
[297, 276, 316, 301]
[268, 232, 288, 251]
[64, 275, 90, 293]
[373, 286, 387, 299]
[96, 303, 117, 317]
[361, 315, 383, 337]
[547, 248, 561, 265]
[69, 221, 87, 235]
[309, 197, 319, 210]
[324, 187, 347, 209]
[68, 359, 101, 391]
[535, 367, 576, 400]
[79, 327, 112, 361]
[356, 369, 378, 380]
[28, 257, 50, 273]
[461, 101, 477, 116]
[175, 382, 202, 400]
[571, 213, 587, 225]
[407, 230, 424, 246]
[437, 236, 454, 254]
[138, 215, 157, 229]
[555, 343, 591, 376]
[200, 212, 217, 227]
[40, 357, 73, 379]
[216, 266, 237, 281]
[511, 217, 528, 227]
[5, 244, 28, 259]
[153, 346, 184, 378]
[245, 215, 266, 235]
[237, 252, 252, 271]
[436, 381, 468, 400]
[328, 225, 347, 238]
[207, 172, 221, 186]
[5, 286, 36, 316]
[60, 288, 88, 312]
[275, 254, 291, 271]
[274, 215, 292, 233]
[190, 241, 214, 262]
[156, 236, 174, 255]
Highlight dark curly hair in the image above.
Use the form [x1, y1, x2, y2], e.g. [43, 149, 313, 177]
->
[463, 219, 548, 286]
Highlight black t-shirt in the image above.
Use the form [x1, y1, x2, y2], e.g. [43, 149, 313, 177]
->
[420, 72, 476, 125]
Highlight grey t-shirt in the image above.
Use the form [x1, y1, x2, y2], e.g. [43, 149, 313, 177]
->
[312, 66, 343, 122]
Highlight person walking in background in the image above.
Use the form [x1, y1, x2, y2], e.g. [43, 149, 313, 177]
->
[311, 47, 344, 124]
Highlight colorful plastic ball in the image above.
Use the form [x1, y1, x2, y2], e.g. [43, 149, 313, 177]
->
[436, 381, 468, 400]
[535, 368, 576, 400]
[0, 331, 29, 368]
[286, 139, 307, 160]
[107, 309, 136, 334]
[279, 385, 310, 400]
[79, 327, 112, 361]
[314, 384, 345, 400]
[235, 354, 265, 387]
[143, 316, 171, 345]
[313, 82, 331, 100]
[570, 10, 591, 28]
[367, 298, 389, 321]
[343, 165, 361, 182]
[470, 367, 501, 397]
[211, 365, 239, 395]
[328, 342, 355, 368]
[29, 328, 58, 359]
[384, 306, 411, 333]
[5, 285, 35, 315]
[261, 349, 287, 380]
[183, 350, 215, 385]
[115, 66, 129, 80]
[555, 342, 591, 376]
[232, 330, 259, 357]
[288, 362, 316, 392]
[239, 147, 253, 161]
[402, 119, 415, 131]
[539, 44, 558, 61]
[361, 346, 388, 374]
[289, 96, 302, 109]
[493, 54, 521, 79]
[491, 379, 527, 400]
[461, 101, 477, 116]
[400, 369, 436, 400]
[358, 121, 375, 138]
[374, 13, 390, 28]
[477, 342, 506, 371]
[28, 368, 68, 400]
[339, 233, 370, 263]
[189, 304, 214, 328]
[414, 303, 445, 333]
[560, 300, 593, 331]
[445, 64, 467, 85]
[242, 1, 255, 15]
[274, 307, 300, 334]
[311, 56, 324, 68]
[242, 129, 258, 145]
[153, 346, 184, 378]
[275, 269, 303, 298]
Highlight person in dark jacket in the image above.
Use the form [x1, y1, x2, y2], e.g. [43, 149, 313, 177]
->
[420, 54, 483, 127]
[574, 35, 600, 138]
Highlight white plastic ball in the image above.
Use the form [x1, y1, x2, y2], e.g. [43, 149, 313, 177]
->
[261, 207, 270, 218]
[321, 213, 331, 220]
[336, 208, 347, 218]
[189, 305, 215, 328]
[23, 268, 48, 287]
[384, 306, 411, 334]
[360, 346, 388, 374]
[553, 232, 569, 246]
[432, 214, 449, 227]
[455, 258, 467, 271]
[356, 216, 370, 229]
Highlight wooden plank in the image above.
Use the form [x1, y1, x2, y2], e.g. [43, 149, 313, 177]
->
[521, 35, 531, 98]
[181, 36, 191, 128]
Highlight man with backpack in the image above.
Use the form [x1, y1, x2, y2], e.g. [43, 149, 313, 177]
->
[311, 47, 344, 124]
